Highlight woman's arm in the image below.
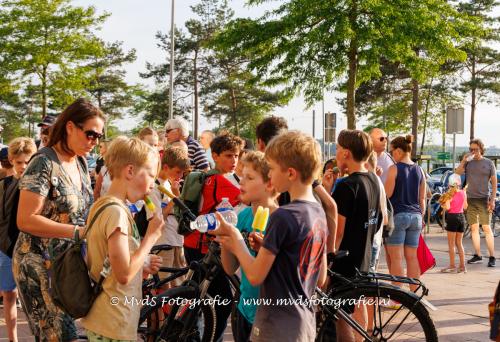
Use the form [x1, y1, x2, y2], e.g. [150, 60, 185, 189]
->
[419, 174, 427, 215]
[17, 190, 80, 238]
[384, 165, 397, 198]
[463, 192, 468, 211]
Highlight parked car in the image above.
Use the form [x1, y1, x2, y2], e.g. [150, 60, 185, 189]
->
[429, 167, 452, 181]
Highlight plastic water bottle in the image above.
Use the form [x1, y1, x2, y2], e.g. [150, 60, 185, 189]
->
[190, 198, 238, 232]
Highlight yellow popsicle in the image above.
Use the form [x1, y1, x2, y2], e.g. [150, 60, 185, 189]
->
[252, 206, 269, 232]
[144, 196, 156, 212]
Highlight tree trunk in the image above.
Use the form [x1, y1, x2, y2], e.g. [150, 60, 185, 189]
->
[41, 65, 48, 118]
[346, 1, 358, 130]
[470, 55, 476, 141]
[420, 80, 433, 154]
[411, 78, 419, 159]
[230, 88, 239, 135]
[193, 50, 199, 139]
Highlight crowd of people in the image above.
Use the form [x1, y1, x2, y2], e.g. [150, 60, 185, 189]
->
[0, 97, 497, 342]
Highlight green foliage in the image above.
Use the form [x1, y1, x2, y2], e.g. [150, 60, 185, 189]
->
[0, 0, 109, 116]
[213, 0, 476, 129]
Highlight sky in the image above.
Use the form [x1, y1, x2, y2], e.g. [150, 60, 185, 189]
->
[74, 0, 500, 148]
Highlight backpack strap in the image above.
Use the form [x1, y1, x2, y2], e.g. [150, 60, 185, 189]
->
[80, 202, 121, 241]
[34, 147, 88, 198]
[80, 201, 122, 287]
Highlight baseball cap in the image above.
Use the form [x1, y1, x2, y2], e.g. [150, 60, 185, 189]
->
[38, 115, 57, 127]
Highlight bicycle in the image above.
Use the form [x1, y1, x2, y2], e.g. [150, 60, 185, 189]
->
[138, 241, 240, 342]
[315, 252, 438, 342]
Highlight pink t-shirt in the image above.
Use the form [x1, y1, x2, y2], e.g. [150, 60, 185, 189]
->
[448, 190, 466, 214]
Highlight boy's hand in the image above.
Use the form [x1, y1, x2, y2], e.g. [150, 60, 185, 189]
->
[171, 181, 181, 197]
[145, 212, 164, 242]
[210, 212, 244, 254]
[322, 169, 334, 192]
[249, 231, 264, 252]
[143, 254, 163, 275]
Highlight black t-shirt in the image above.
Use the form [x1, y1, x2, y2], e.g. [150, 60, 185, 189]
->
[252, 200, 327, 341]
[332, 172, 381, 276]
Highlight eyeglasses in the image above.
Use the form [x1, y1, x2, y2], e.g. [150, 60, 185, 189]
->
[75, 123, 103, 141]
[469, 148, 479, 152]
[379, 136, 388, 142]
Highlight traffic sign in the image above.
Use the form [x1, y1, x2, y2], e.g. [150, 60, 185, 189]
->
[437, 152, 451, 160]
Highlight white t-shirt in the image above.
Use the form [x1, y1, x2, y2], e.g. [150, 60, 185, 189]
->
[99, 165, 112, 197]
[377, 151, 395, 185]
[146, 179, 184, 247]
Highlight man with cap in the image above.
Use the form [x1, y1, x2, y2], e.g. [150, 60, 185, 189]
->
[0, 147, 14, 179]
[36, 115, 56, 149]
[165, 117, 209, 172]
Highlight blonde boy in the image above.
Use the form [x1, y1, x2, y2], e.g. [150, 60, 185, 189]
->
[212, 131, 328, 342]
[0, 137, 36, 342]
[81, 137, 164, 341]
[221, 151, 279, 342]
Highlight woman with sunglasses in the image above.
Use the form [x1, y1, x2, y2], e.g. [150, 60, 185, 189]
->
[12, 98, 105, 341]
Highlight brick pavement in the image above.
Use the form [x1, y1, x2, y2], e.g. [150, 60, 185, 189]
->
[1, 225, 499, 341]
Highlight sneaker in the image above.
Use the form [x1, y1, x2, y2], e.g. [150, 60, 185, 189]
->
[488, 256, 496, 267]
[467, 255, 483, 264]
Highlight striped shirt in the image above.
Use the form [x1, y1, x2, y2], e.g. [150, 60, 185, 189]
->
[186, 135, 209, 170]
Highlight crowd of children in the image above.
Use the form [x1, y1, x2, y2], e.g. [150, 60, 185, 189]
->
[0, 97, 497, 342]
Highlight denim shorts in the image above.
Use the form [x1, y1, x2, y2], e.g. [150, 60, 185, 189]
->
[0, 250, 16, 291]
[385, 212, 422, 248]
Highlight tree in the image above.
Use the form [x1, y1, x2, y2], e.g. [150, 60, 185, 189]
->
[203, 51, 288, 137]
[0, 0, 108, 117]
[85, 40, 137, 134]
[457, 0, 500, 140]
[214, 0, 474, 136]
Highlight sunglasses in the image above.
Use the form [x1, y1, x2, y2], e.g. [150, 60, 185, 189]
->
[379, 136, 388, 142]
[165, 128, 177, 134]
[469, 148, 480, 152]
[75, 123, 103, 141]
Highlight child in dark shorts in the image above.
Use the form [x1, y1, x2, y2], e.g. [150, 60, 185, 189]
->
[441, 174, 468, 273]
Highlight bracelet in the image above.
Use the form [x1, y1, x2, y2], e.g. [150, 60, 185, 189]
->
[73, 225, 79, 240]
[312, 180, 320, 189]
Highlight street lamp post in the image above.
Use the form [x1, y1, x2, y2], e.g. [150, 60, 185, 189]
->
[169, 0, 175, 121]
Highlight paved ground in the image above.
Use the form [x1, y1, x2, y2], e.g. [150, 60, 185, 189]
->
[1, 225, 499, 341]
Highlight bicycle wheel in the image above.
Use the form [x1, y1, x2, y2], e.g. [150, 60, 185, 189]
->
[158, 295, 217, 342]
[318, 284, 438, 342]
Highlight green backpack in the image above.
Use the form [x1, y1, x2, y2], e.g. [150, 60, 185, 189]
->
[175, 169, 219, 235]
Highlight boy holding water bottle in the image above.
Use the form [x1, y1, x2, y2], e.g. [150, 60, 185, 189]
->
[220, 150, 279, 342]
[212, 131, 328, 342]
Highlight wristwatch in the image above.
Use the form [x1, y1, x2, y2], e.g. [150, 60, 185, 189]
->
[312, 179, 321, 189]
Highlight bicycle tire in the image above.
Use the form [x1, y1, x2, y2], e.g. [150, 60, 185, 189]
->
[317, 284, 438, 342]
[491, 214, 500, 237]
[158, 294, 217, 342]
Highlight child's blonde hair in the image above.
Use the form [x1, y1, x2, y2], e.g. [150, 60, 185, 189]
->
[265, 130, 321, 183]
[242, 151, 271, 183]
[138, 127, 159, 141]
[104, 136, 159, 180]
[366, 151, 377, 171]
[8, 137, 37, 160]
[162, 146, 191, 170]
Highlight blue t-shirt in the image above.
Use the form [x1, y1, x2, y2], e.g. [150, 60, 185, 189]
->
[236, 207, 261, 324]
[252, 200, 327, 342]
